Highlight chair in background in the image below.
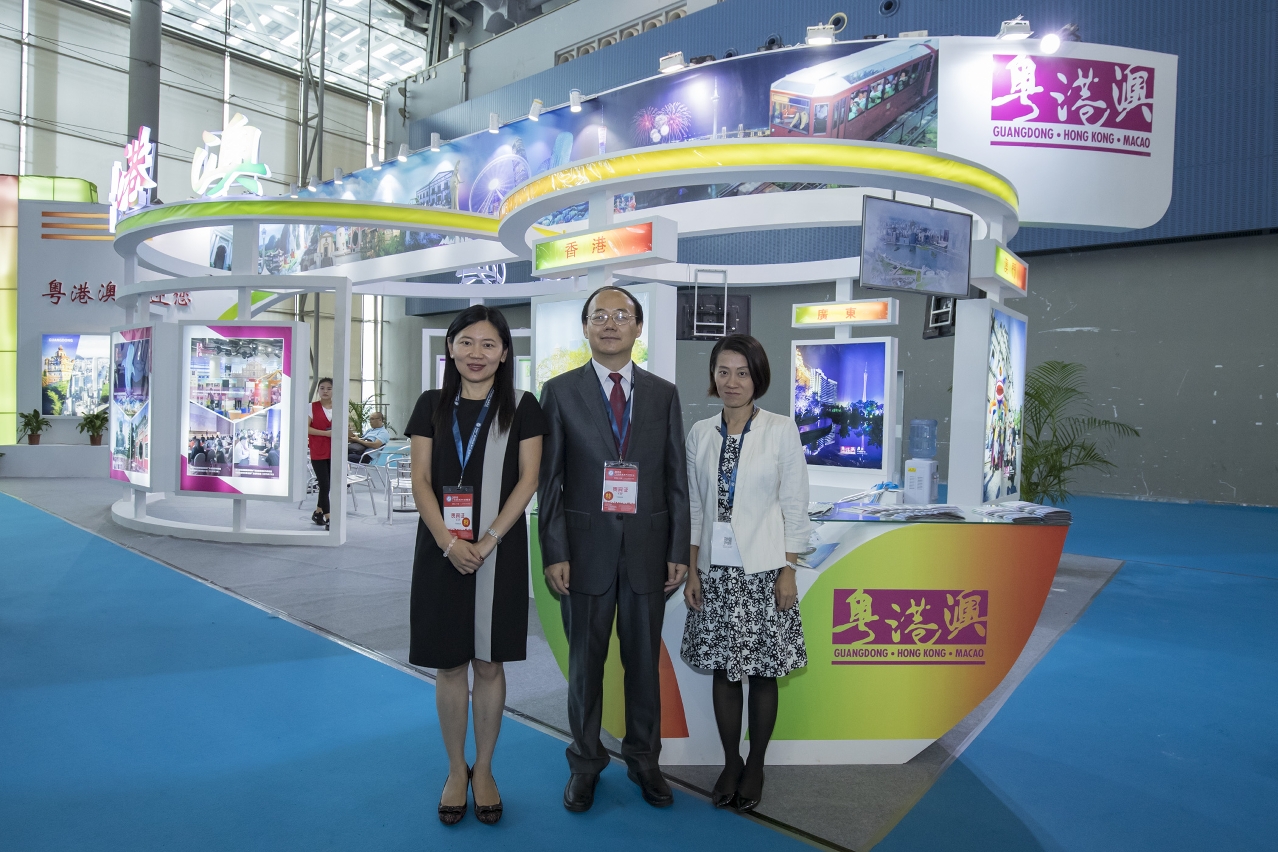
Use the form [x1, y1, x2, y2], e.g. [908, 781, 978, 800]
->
[298, 458, 318, 511]
[386, 456, 415, 525]
[346, 461, 377, 514]
[360, 442, 409, 489]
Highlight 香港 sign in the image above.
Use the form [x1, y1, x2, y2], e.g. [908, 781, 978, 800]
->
[191, 112, 272, 197]
[792, 298, 898, 328]
[532, 218, 676, 277]
[108, 126, 157, 233]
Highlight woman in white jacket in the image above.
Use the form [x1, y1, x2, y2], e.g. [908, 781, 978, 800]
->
[682, 334, 811, 813]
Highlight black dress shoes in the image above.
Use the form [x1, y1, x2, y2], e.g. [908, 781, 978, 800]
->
[627, 767, 674, 808]
[563, 773, 598, 812]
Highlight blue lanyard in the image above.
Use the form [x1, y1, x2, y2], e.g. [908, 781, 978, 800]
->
[452, 389, 493, 485]
[599, 377, 633, 459]
[718, 407, 756, 514]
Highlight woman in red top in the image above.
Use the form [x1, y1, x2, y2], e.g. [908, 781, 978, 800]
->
[307, 377, 334, 526]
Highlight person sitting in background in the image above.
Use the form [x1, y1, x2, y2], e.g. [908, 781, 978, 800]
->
[348, 411, 390, 462]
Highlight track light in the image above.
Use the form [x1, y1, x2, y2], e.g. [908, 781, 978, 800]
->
[1041, 32, 1061, 54]
[429, 132, 441, 152]
[805, 23, 836, 45]
[528, 98, 543, 121]
[333, 167, 343, 185]
[397, 143, 408, 162]
[306, 182, 318, 192]
[488, 112, 500, 134]
[569, 89, 582, 113]
[289, 183, 298, 198]
[997, 16, 1032, 40]
[658, 51, 686, 74]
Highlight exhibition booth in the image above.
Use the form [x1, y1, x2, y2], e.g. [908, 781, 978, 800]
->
[2, 33, 1175, 765]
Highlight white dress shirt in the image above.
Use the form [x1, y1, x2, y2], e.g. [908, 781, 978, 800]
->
[591, 358, 634, 401]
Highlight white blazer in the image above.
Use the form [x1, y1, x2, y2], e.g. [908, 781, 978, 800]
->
[686, 408, 811, 576]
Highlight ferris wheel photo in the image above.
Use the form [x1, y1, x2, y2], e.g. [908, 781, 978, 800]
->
[468, 150, 533, 215]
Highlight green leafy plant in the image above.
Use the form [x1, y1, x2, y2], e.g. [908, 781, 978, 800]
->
[1021, 361, 1139, 504]
[348, 396, 383, 434]
[77, 409, 110, 439]
[18, 409, 51, 440]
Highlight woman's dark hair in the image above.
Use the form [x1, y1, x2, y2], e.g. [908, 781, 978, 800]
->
[708, 334, 771, 400]
[317, 377, 333, 388]
[581, 285, 643, 326]
[433, 305, 517, 434]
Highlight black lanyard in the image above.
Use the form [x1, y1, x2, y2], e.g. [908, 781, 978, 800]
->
[451, 389, 493, 486]
[717, 407, 756, 514]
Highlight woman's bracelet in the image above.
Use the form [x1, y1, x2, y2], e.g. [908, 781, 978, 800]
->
[442, 537, 457, 558]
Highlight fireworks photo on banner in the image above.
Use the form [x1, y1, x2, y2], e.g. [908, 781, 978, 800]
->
[983, 308, 1027, 502]
[793, 341, 888, 470]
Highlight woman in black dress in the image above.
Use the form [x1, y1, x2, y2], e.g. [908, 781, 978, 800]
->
[405, 305, 546, 826]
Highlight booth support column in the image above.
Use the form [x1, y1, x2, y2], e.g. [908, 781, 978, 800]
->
[586, 192, 613, 290]
[131, 487, 146, 519]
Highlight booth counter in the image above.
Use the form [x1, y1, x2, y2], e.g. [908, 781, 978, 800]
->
[530, 510, 1067, 765]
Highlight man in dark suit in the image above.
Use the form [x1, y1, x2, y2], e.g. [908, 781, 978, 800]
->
[539, 285, 690, 812]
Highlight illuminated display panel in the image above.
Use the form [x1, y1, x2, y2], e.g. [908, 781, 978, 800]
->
[793, 299, 896, 327]
[534, 222, 655, 273]
[994, 245, 1028, 291]
[110, 326, 152, 487]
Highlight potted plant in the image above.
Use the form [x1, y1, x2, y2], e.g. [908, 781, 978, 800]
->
[78, 408, 110, 446]
[18, 410, 52, 446]
[1021, 361, 1139, 504]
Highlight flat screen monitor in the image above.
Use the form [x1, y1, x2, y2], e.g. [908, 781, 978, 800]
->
[860, 195, 972, 296]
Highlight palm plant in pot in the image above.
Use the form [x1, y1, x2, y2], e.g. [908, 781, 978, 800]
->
[1021, 361, 1139, 504]
[78, 408, 110, 446]
[18, 410, 52, 446]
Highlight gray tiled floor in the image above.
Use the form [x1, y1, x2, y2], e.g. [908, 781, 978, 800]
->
[1, 477, 1120, 851]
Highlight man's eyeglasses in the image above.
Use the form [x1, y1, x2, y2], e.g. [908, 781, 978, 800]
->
[587, 310, 637, 326]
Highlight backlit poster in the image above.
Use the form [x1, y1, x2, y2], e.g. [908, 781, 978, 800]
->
[983, 308, 1027, 501]
[41, 334, 109, 416]
[180, 324, 292, 497]
[533, 292, 649, 395]
[110, 327, 151, 486]
[792, 341, 889, 470]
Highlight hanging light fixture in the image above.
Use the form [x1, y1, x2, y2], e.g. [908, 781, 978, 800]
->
[569, 89, 582, 113]
[429, 132, 441, 152]
[658, 51, 686, 74]
[805, 23, 836, 45]
[488, 112, 500, 133]
[333, 167, 343, 185]
[397, 143, 408, 162]
[289, 183, 299, 198]
[528, 98, 543, 121]
[997, 16, 1032, 39]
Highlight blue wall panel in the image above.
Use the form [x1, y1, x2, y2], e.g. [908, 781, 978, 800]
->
[411, 0, 1277, 256]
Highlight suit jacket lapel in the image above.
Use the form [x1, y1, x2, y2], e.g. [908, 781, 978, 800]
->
[574, 363, 621, 456]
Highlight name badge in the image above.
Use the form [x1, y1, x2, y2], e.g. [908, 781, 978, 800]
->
[442, 486, 475, 539]
[711, 520, 744, 567]
[601, 462, 638, 513]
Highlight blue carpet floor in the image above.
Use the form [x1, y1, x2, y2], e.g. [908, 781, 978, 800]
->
[0, 494, 806, 851]
[876, 496, 1278, 852]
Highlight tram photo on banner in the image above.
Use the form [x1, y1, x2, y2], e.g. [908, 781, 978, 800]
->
[179, 324, 294, 498]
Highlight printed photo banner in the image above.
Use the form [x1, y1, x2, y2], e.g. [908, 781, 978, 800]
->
[110, 326, 152, 487]
[178, 323, 294, 498]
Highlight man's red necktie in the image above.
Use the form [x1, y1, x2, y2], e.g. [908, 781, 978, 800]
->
[608, 372, 628, 456]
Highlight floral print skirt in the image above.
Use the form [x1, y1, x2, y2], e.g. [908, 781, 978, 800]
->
[681, 563, 808, 683]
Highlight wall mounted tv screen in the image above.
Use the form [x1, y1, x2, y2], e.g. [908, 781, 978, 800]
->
[860, 196, 972, 297]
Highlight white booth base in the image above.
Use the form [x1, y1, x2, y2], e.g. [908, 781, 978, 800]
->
[0, 443, 109, 477]
[110, 494, 339, 545]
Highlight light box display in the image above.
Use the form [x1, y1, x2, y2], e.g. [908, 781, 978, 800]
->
[983, 306, 1027, 502]
[792, 340, 891, 471]
[41, 333, 109, 417]
[179, 323, 294, 498]
[860, 195, 972, 297]
[110, 327, 151, 486]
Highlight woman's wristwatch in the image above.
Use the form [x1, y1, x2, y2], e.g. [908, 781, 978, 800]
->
[783, 560, 798, 571]
[485, 528, 502, 545]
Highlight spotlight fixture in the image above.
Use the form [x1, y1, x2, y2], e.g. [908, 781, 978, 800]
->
[569, 89, 582, 113]
[333, 167, 343, 185]
[1041, 32, 1061, 54]
[289, 183, 299, 198]
[658, 51, 686, 74]
[997, 16, 1032, 40]
[429, 132, 441, 152]
[372, 163, 382, 171]
[397, 143, 408, 162]
[805, 23, 836, 45]
[528, 98, 543, 121]
[488, 112, 500, 133]
[1060, 23, 1081, 42]
[306, 182, 318, 192]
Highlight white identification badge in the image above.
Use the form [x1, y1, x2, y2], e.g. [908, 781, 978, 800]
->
[711, 520, 744, 567]
[601, 462, 638, 513]
[442, 486, 475, 540]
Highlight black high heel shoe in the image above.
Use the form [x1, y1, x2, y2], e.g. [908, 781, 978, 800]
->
[473, 766, 503, 825]
[310, 508, 324, 526]
[711, 758, 744, 808]
[734, 765, 764, 813]
[437, 765, 470, 825]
